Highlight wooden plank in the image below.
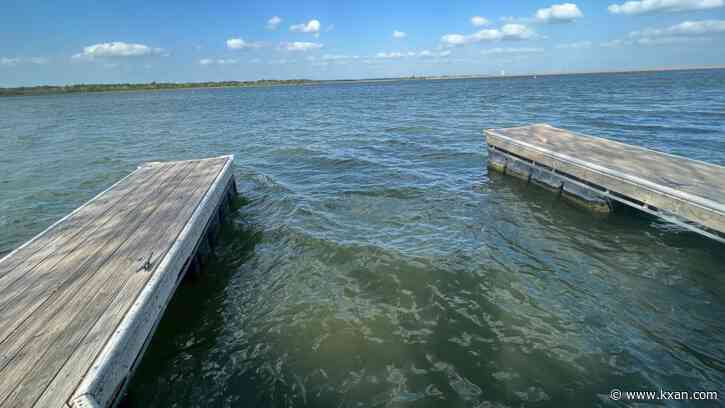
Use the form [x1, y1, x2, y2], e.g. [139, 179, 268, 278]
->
[0, 163, 183, 345]
[0, 165, 159, 278]
[0, 165, 173, 332]
[74, 159, 233, 407]
[485, 124, 725, 235]
[2, 159, 227, 408]
[0, 162, 195, 404]
[33, 158, 228, 408]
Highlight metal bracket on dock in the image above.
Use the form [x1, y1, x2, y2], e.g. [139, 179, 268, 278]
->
[137, 251, 154, 272]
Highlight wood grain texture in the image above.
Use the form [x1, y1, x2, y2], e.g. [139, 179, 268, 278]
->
[0, 165, 158, 280]
[485, 124, 725, 234]
[0, 157, 230, 408]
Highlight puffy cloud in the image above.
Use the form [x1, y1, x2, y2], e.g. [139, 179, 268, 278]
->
[555, 40, 593, 48]
[199, 58, 239, 65]
[393, 30, 407, 38]
[290, 19, 321, 36]
[376, 51, 410, 59]
[535, 3, 583, 23]
[1, 57, 48, 66]
[600, 20, 724, 47]
[471, 16, 490, 26]
[630, 19, 725, 37]
[267, 16, 282, 30]
[372, 50, 450, 59]
[600, 39, 632, 47]
[73, 42, 164, 59]
[0, 57, 20, 66]
[322, 54, 359, 60]
[636, 36, 710, 44]
[608, 0, 723, 15]
[441, 24, 536, 46]
[226, 38, 262, 50]
[282, 41, 323, 51]
[481, 47, 544, 55]
[501, 23, 537, 38]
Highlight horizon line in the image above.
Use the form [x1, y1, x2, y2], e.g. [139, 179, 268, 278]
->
[3, 64, 724, 89]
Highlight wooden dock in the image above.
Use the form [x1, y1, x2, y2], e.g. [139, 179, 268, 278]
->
[0, 156, 236, 408]
[485, 124, 725, 243]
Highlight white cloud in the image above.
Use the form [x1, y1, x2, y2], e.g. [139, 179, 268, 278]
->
[267, 16, 282, 30]
[501, 23, 537, 38]
[393, 30, 407, 38]
[376, 52, 406, 59]
[481, 47, 544, 55]
[73, 42, 164, 59]
[636, 36, 710, 44]
[600, 19, 724, 47]
[556, 40, 592, 48]
[322, 54, 359, 60]
[1, 57, 48, 66]
[199, 58, 239, 65]
[441, 24, 536, 46]
[630, 19, 725, 37]
[290, 19, 321, 37]
[608, 0, 723, 15]
[1, 57, 20, 66]
[226, 38, 262, 50]
[282, 41, 323, 51]
[535, 3, 583, 23]
[600, 39, 632, 47]
[471, 16, 490, 27]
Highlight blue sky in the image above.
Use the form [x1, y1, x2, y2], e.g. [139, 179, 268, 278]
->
[2, 0, 725, 86]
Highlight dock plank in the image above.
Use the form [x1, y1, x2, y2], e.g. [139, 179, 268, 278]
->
[0, 163, 185, 345]
[4, 159, 226, 408]
[0, 165, 158, 279]
[0, 162, 195, 404]
[0, 156, 233, 407]
[33, 158, 226, 408]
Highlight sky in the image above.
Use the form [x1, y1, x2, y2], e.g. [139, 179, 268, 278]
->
[2, 0, 725, 86]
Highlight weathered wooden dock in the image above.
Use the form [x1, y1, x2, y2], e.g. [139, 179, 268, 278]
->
[486, 124, 725, 243]
[0, 155, 236, 408]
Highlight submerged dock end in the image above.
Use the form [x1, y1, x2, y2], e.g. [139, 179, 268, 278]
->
[485, 124, 725, 243]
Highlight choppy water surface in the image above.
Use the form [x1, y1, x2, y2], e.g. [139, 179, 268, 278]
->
[2, 70, 725, 407]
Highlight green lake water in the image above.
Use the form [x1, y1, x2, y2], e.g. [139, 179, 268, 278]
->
[1, 70, 725, 407]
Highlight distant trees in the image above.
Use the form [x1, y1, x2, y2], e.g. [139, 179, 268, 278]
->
[0, 79, 316, 97]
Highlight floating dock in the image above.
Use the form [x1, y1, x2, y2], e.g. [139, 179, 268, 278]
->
[485, 124, 725, 243]
[0, 156, 236, 408]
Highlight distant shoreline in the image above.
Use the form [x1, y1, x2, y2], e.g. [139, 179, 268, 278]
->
[2, 65, 723, 97]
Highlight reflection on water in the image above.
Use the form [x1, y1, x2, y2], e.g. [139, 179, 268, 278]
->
[1, 70, 725, 407]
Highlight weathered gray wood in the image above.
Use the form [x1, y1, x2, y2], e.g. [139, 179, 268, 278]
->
[77, 160, 233, 407]
[34, 159, 227, 408]
[0, 162, 194, 404]
[0, 165, 158, 279]
[485, 124, 725, 236]
[0, 156, 231, 408]
[0, 163, 185, 345]
[2, 160, 225, 408]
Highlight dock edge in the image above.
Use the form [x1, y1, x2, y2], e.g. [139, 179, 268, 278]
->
[485, 125, 725, 243]
[69, 155, 237, 408]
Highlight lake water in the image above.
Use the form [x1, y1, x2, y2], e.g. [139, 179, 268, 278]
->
[1, 70, 725, 407]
